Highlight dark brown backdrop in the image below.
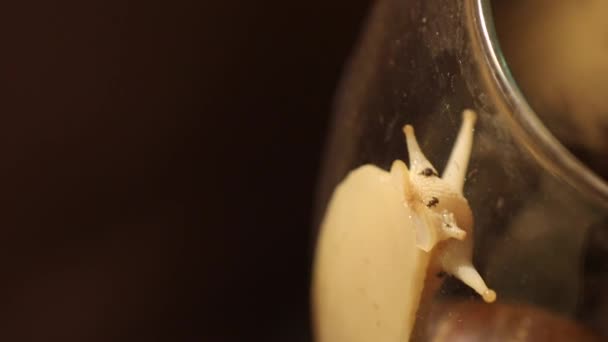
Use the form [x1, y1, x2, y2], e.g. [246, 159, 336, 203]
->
[0, 0, 370, 341]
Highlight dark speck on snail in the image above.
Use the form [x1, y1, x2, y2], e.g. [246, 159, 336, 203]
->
[427, 196, 439, 208]
[420, 168, 438, 177]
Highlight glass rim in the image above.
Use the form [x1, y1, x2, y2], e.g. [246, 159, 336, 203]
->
[468, 0, 608, 208]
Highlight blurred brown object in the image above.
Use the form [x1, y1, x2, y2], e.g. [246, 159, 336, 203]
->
[578, 219, 608, 338]
[424, 300, 602, 342]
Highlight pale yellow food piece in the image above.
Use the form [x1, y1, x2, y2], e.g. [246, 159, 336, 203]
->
[313, 164, 430, 342]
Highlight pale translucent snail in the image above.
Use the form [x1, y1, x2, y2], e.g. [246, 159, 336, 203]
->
[312, 109, 495, 341]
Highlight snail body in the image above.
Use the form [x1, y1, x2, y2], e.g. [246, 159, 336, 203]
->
[312, 110, 495, 341]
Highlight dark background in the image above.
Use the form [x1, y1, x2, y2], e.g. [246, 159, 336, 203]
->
[0, 0, 371, 341]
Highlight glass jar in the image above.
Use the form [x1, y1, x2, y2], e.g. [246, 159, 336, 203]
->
[312, 0, 608, 340]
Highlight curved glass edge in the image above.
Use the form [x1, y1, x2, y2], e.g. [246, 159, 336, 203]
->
[469, 0, 608, 209]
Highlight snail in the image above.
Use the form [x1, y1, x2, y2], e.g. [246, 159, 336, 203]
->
[312, 110, 495, 341]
